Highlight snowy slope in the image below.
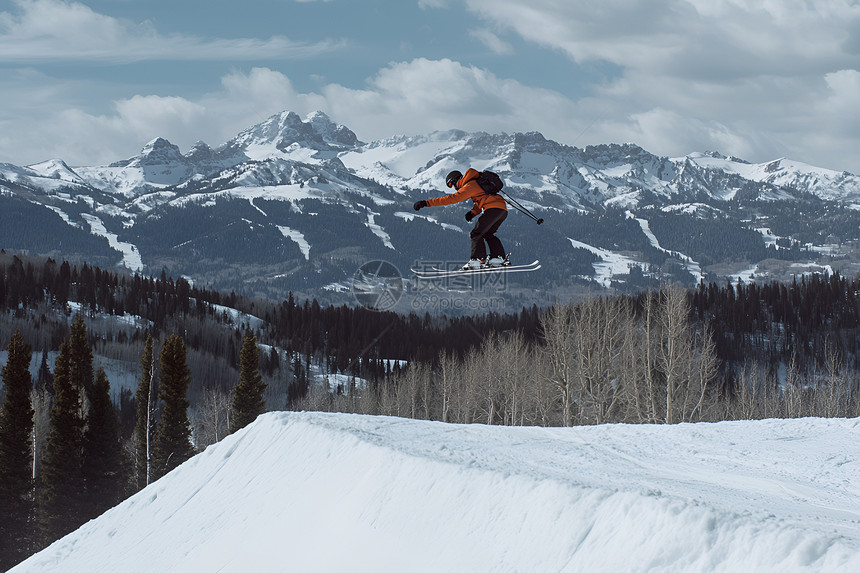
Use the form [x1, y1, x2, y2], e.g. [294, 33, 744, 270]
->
[25, 159, 89, 186]
[5, 109, 860, 296]
[677, 153, 860, 201]
[0, 162, 94, 194]
[13, 413, 860, 573]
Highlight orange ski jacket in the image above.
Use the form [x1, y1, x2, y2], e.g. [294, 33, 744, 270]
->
[426, 168, 507, 217]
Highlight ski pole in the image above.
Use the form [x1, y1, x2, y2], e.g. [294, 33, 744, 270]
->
[499, 190, 544, 225]
[507, 197, 543, 224]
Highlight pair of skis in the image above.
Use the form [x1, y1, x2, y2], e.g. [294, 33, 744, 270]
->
[411, 259, 540, 279]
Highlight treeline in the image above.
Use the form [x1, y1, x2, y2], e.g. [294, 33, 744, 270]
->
[0, 194, 120, 267]
[0, 251, 544, 439]
[5, 250, 860, 416]
[0, 251, 540, 367]
[1, 250, 224, 330]
[309, 284, 860, 426]
[302, 287, 715, 426]
[692, 272, 860, 371]
[0, 315, 267, 570]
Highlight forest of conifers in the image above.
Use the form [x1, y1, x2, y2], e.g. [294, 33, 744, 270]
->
[2, 250, 859, 418]
[2, 249, 860, 414]
[2, 249, 860, 567]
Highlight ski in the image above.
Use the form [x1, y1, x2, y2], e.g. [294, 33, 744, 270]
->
[412, 260, 540, 279]
[415, 259, 539, 275]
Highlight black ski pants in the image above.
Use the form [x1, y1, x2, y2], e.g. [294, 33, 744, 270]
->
[470, 208, 507, 260]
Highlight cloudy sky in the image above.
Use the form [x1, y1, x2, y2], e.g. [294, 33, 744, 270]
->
[1, 0, 859, 173]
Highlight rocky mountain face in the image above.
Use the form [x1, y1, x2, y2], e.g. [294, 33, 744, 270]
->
[3, 110, 860, 311]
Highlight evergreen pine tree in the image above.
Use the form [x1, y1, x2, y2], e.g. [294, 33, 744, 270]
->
[151, 334, 195, 480]
[38, 315, 94, 547]
[0, 330, 35, 569]
[38, 340, 86, 547]
[35, 348, 54, 396]
[230, 334, 267, 433]
[133, 335, 155, 489]
[81, 367, 127, 520]
[67, 315, 94, 406]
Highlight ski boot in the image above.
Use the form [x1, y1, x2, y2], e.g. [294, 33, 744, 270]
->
[485, 253, 511, 268]
[461, 258, 485, 271]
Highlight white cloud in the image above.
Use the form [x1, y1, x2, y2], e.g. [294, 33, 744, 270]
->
[211, 61, 585, 150]
[820, 69, 860, 124]
[214, 61, 855, 175]
[114, 96, 207, 137]
[796, 69, 860, 169]
[0, 93, 208, 167]
[321, 59, 589, 141]
[464, 0, 860, 75]
[453, 0, 860, 172]
[468, 29, 514, 55]
[0, 62, 587, 166]
[2, 54, 860, 175]
[418, 0, 451, 8]
[623, 108, 757, 161]
[3, 0, 860, 174]
[0, 0, 340, 62]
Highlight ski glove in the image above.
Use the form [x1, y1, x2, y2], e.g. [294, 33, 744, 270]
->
[465, 211, 475, 222]
[413, 200, 428, 211]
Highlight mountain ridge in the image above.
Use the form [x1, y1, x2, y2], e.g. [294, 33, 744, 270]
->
[13, 110, 860, 206]
[3, 110, 860, 308]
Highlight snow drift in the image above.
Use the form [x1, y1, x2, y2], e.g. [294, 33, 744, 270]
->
[12, 413, 860, 572]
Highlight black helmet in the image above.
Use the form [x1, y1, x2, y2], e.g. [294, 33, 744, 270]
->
[446, 170, 463, 188]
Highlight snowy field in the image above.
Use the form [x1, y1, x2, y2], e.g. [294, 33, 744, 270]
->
[12, 413, 860, 572]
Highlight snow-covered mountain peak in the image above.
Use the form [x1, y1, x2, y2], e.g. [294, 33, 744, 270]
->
[7, 110, 860, 297]
[339, 130, 469, 190]
[764, 158, 788, 173]
[676, 153, 860, 201]
[581, 143, 655, 167]
[108, 137, 185, 169]
[138, 137, 186, 166]
[25, 159, 86, 185]
[224, 110, 360, 162]
[184, 140, 214, 162]
[71, 137, 193, 196]
[142, 136, 173, 150]
[306, 110, 360, 148]
[305, 110, 329, 122]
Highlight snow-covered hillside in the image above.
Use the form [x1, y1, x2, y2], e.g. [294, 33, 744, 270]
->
[12, 413, 860, 572]
[679, 152, 860, 201]
[5, 109, 860, 300]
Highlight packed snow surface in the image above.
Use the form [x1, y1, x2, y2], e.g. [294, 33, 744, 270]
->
[13, 413, 860, 572]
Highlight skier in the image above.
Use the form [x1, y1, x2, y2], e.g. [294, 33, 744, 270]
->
[413, 169, 510, 270]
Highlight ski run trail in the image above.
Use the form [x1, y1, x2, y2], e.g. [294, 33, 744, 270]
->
[12, 412, 860, 572]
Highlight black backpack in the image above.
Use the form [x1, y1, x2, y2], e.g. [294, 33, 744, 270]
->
[476, 170, 504, 195]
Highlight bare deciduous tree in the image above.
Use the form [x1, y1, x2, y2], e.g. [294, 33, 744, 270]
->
[192, 386, 231, 449]
[30, 388, 52, 479]
[438, 351, 458, 423]
[571, 296, 629, 424]
[540, 304, 577, 426]
[657, 286, 716, 424]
